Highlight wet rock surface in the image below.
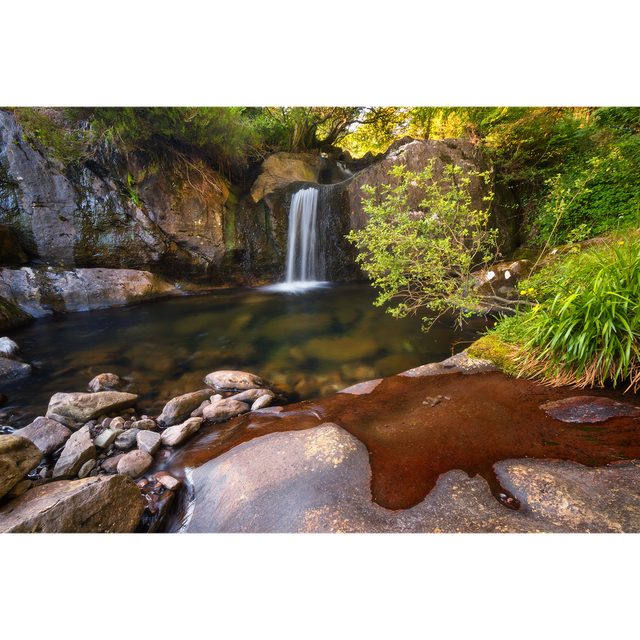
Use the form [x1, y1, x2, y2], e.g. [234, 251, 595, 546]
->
[12, 417, 72, 455]
[540, 396, 640, 423]
[4, 359, 640, 533]
[177, 423, 640, 533]
[0, 434, 42, 499]
[165, 362, 640, 532]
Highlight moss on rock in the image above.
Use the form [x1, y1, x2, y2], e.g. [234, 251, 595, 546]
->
[467, 334, 520, 377]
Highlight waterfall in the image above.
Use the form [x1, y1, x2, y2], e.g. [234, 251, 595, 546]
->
[269, 187, 328, 292]
[285, 187, 321, 282]
[262, 182, 358, 293]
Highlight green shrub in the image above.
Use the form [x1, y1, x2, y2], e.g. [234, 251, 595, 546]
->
[502, 237, 640, 392]
[346, 160, 499, 329]
[534, 135, 640, 247]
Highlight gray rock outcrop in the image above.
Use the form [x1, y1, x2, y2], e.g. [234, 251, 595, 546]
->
[0, 474, 145, 533]
[177, 423, 640, 533]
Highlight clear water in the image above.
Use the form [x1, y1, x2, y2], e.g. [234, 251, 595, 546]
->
[0, 283, 490, 428]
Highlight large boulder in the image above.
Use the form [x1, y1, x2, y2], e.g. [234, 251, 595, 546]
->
[250, 152, 319, 203]
[0, 266, 180, 317]
[46, 390, 139, 425]
[344, 138, 519, 255]
[0, 474, 145, 533]
[0, 434, 43, 499]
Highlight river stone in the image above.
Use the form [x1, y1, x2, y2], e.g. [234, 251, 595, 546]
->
[156, 473, 181, 491]
[156, 389, 217, 427]
[88, 372, 128, 393]
[78, 459, 96, 478]
[0, 434, 43, 499]
[100, 453, 124, 474]
[0, 474, 145, 533]
[114, 428, 140, 451]
[12, 417, 72, 455]
[136, 430, 161, 455]
[202, 398, 250, 421]
[160, 417, 203, 447]
[251, 394, 273, 410]
[132, 418, 156, 430]
[46, 391, 139, 425]
[52, 426, 96, 479]
[0, 336, 20, 356]
[230, 388, 275, 403]
[204, 370, 267, 391]
[116, 450, 154, 479]
[93, 428, 118, 449]
[540, 396, 640, 423]
[0, 355, 32, 381]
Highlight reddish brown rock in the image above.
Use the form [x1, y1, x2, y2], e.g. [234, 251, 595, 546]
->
[0, 434, 43, 499]
[116, 450, 154, 479]
[540, 396, 640, 423]
[12, 417, 72, 455]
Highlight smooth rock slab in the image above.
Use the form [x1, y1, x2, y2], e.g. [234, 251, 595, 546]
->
[495, 459, 640, 532]
[540, 396, 640, 423]
[0, 474, 145, 533]
[177, 423, 640, 533]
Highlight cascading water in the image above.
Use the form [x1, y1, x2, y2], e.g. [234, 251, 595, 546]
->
[268, 187, 329, 292]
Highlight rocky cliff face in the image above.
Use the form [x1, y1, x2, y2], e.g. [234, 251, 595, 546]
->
[0, 109, 520, 313]
[0, 109, 284, 287]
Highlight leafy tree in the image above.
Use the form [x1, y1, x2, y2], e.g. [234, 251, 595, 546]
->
[88, 107, 264, 177]
[346, 160, 498, 329]
[259, 107, 404, 153]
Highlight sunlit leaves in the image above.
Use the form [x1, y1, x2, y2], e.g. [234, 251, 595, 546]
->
[346, 160, 498, 330]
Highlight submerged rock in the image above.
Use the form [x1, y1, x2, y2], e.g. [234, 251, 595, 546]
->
[540, 396, 640, 423]
[88, 372, 128, 393]
[0, 355, 32, 382]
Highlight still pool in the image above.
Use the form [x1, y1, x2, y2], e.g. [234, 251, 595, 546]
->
[0, 282, 492, 427]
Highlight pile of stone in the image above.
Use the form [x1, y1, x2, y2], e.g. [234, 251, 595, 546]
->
[0, 368, 280, 533]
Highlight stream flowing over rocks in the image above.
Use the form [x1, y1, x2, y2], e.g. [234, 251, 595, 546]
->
[2, 352, 640, 533]
[0, 367, 279, 532]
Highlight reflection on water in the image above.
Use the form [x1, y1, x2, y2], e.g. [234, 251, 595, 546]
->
[0, 283, 491, 427]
